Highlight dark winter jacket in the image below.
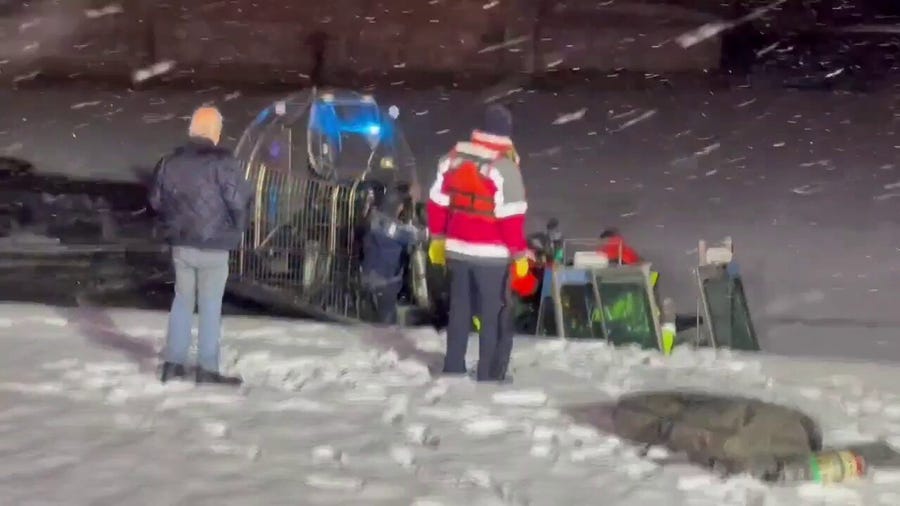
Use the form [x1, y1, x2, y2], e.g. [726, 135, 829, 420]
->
[361, 209, 423, 287]
[149, 137, 252, 250]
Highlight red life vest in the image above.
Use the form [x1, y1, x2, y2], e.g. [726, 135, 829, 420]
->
[443, 159, 496, 218]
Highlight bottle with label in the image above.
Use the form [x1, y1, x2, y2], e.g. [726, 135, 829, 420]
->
[776, 451, 866, 484]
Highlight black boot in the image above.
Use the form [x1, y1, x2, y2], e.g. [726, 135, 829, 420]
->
[195, 368, 243, 386]
[160, 362, 187, 383]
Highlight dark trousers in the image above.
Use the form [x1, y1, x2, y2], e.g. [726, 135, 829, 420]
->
[371, 280, 402, 325]
[444, 259, 513, 381]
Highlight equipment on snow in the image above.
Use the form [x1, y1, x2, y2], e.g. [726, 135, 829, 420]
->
[572, 391, 900, 483]
[612, 391, 822, 478]
[221, 89, 761, 355]
[772, 450, 866, 484]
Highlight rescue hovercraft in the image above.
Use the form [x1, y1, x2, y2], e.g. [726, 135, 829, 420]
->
[227, 88, 435, 324]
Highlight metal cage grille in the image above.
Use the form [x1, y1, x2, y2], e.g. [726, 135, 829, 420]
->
[229, 165, 374, 321]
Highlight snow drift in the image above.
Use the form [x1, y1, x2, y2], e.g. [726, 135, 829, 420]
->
[3, 303, 900, 504]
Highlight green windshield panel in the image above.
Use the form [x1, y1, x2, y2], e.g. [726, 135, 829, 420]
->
[596, 278, 658, 349]
[557, 284, 604, 339]
[701, 271, 759, 351]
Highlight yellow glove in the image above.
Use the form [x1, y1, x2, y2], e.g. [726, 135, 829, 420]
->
[428, 239, 446, 266]
[513, 257, 529, 278]
[472, 316, 481, 332]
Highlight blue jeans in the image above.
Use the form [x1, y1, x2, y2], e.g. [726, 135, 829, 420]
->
[164, 246, 230, 372]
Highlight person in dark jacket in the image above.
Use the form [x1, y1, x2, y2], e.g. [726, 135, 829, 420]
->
[150, 106, 252, 385]
[361, 189, 423, 324]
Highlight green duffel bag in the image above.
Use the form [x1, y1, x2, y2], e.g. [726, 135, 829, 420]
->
[612, 391, 822, 475]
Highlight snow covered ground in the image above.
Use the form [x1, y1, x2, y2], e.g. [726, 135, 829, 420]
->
[3, 302, 900, 505]
[1, 82, 900, 362]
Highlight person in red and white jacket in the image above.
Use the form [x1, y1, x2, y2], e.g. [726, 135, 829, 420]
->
[426, 104, 528, 382]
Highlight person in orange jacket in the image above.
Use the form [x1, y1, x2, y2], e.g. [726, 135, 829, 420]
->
[598, 228, 641, 265]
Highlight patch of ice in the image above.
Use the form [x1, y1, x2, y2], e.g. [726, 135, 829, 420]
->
[462, 417, 510, 437]
[113, 413, 148, 429]
[201, 421, 229, 439]
[157, 393, 244, 410]
[261, 398, 334, 413]
[824, 425, 873, 446]
[677, 473, 718, 491]
[405, 424, 439, 447]
[312, 445, 345, 464]
[389, 445, 415, 468]
[532, 408, 562, 420]
[460, 468, 493, 488]
[843, 401, 860, 416]
[569, 443, 617, 462]
[532, 426, 558, 442]
[84, 362, 138, 375]
[796, 483, 861, 503]
[879, 492, 900, 505]
[491, 389, 548, 407]
[208, 442, 261, 461]
[42, 358, 79, 370]
[646, 446, 670, 460]
[861, 397, 883, 414]
[871, 468, 900, 484]
[411, 498, 444, 506]
[794, 386, 824, 400]
[883, 403, 900, 419]
[232, 326, 287, 339]
[382, 394, 409, 424]
[622, 459, 659, 479]
[530, 444, 559, 460]
[305, 473, 365, 491]
[394, 358, 431, 378]
[343, 390, 389, 403]
[0, 382, 65, 395]
[423, 383, 447, 404]
[886, 435, 900, 451]
[533, 339, 568, 354]
[567, 424, 600, 443]
[29, 316, 67, 327]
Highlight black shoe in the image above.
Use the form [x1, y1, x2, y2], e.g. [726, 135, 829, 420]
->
[160, 362, 187, 383]
[441, 365, 468, 376]
[475, 372, 513, 384]
[195, 368, 243, 386]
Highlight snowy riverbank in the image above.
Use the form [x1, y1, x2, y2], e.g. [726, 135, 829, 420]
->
[3, 303, 900, 505]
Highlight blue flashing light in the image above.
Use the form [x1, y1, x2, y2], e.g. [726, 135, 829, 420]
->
[365, 123, 381, 136]
[253, 107, 271, 125]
